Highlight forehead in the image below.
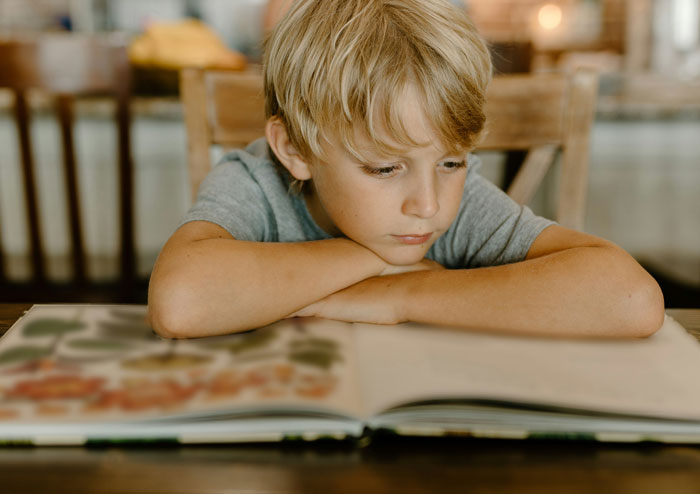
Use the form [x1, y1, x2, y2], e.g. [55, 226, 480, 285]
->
[333, 84, 457, 161]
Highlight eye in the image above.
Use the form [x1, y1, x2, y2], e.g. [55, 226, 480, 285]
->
[439, 160, 467, 172]
[360, 163, 403, 178]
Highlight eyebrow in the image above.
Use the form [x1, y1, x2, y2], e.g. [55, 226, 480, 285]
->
[373, 151, 465, 164]
[350, 146, 464, 163]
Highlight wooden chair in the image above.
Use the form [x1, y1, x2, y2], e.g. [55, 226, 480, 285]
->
[488, 40, 534, 191]
[0, 34, 140, 302]
[180, 67, 267, 203]
[181, 67, 598, 230]
[479, 69, 599, 230]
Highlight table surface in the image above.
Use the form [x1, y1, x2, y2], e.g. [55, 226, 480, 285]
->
[1, 304, 700, 494]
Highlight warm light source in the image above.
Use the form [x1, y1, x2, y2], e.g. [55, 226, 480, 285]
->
[538, 3, 563, 30]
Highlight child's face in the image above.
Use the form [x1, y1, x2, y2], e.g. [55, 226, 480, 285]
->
[305, 86, 468, 266]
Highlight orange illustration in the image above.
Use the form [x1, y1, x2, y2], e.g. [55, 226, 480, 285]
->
[294, 373, 337, 398]
[85, 377, 200, 413]
[37, 403, 69, 416]
[205, 369, 245, 400]
[5, 375, 105, 400]
[0, 408, 19, 420]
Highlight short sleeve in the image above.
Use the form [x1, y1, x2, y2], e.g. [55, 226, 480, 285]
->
[179, 158, 274, 241]
[429, 154, 555, 268]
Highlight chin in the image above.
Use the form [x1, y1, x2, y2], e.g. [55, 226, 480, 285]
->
[374, 246, 429, 267]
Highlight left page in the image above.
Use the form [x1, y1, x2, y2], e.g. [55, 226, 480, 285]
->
[0, 305, 364, 441]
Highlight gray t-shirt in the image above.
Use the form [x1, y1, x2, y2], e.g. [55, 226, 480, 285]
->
[181, 138, 554, 269]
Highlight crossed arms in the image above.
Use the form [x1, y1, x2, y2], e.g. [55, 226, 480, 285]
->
[147, 221, 664, 339]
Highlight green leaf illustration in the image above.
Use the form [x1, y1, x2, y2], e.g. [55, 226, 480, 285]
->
[121, 353, 212, 371]
[203, 329, 278, 354]
[23, 319, 86, 338]
[65, 339, 134, 352]
[290, 337, 338, 351]
[97, 320, 155, 340]
[109, 308, 149, 322]
[287, 337, 342, 370]
[289, 348, 342, 370]
[0, 345, 52, 365]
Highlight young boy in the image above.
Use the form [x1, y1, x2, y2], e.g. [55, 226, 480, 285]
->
[148, 0, 664, 339]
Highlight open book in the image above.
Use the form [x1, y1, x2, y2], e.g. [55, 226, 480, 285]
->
[1, 304, 700, 445]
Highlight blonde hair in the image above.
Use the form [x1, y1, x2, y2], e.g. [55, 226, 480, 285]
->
[263, 0, 492, 164]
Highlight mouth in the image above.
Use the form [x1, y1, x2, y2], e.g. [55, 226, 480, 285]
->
[391, 233, 433, 245]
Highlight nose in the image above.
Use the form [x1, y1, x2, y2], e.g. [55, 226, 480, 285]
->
[401, 173, 439, 219]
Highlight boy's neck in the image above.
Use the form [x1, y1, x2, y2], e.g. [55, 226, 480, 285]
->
[304, 185, 342, 237]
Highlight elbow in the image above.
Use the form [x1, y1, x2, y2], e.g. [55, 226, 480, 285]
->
[147, 276, 213, 339]
[148, 308, 186, 340]
[148, 274, 254, 338]
[618, 273, 665, 339]
[148, 288, 197, 339]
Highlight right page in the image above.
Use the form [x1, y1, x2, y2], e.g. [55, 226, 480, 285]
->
[354, 316, 700, 421]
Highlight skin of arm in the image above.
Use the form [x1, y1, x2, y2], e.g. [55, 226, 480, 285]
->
[147, 220, 437, 338]
[291, 225, 666, 339]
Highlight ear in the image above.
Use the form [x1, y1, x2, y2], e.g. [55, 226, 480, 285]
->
[265, 118, 312, 181]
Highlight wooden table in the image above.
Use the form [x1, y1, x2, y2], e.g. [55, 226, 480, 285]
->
[1, 304, 700, 493]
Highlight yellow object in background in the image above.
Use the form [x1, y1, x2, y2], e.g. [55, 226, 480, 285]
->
[129, 19, 247, 70]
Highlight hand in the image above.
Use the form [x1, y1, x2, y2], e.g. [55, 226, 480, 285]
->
[380, 257, 445, 276]
[288, 258, 445, 325]
[288, 276, 404, 324]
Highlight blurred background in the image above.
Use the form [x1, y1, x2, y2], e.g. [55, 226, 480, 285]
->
[0, 0, 698, 306]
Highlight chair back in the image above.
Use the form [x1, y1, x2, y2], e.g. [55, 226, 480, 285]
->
[480, 69, 599, 229]
[0, 34, 137, 302]
[180, 67, 266, 203]
[181, 67, 598, 230]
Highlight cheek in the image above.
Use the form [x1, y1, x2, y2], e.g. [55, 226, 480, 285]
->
[316, 178, 366, 220]
[441, 174, 466, 206]
[325, 185, 389, 235]
[333, 188, 376, 224]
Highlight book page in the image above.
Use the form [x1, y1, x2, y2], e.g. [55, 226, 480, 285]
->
[0, 306, 364, 427]
[354, 317, 700, 421]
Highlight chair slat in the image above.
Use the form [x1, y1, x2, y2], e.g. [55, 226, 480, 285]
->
[56, 95, 86, 283]
[181, 68, 216, 203]
[556, 70, 599, 230]
[506, 144, 558, 205]
[14, 90, 46, 283]
[0, 217, 6, 282]
[113, 45, 136, 287]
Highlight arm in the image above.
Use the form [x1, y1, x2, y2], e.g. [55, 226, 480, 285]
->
[293, 225, 665, 338]
[147, 220, 436, 338]
[147, 221, 386, 337]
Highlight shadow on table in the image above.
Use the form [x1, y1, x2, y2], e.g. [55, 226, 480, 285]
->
[2, 436, 700, 493]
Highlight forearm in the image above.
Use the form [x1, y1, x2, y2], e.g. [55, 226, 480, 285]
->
[149, 237, 385, 337]
[396, 246, 665, 338]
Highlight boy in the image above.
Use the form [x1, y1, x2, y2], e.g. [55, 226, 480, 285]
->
[148, 0, 664, 339]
